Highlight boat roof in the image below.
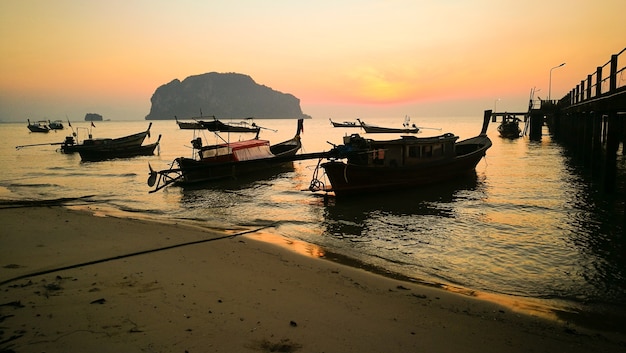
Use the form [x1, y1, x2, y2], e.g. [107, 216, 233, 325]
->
[367, 133, 458, 145]
[218, 139, 270, 151]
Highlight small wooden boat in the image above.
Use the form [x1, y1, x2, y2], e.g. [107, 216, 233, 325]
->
[148, 119, 303, 192]
[497, 115, 522, 138]
[200, 118, 261, 133]
[78, 135, 161, 162]
[60, 123, 153, 154]
[175, 116, 203, 130]
[356, 118, 419, 134]
[27, 119, 50, 133]
[176, 115, 262, 133]
[329, 118, 359, 128]
[309, 110, 493, 196]
[48, 120, 64, 130]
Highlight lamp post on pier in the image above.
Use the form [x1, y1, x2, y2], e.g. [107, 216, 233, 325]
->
[494, 98, 500, 113]
[549, 62, 566, 101]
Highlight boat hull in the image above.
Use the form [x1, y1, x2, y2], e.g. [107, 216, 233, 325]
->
[361, 126, 419, 134]
[27, 125, 50, 133]
[321, 135, 491, 196]
[177, 122, 204, 129]
[200, 120, 260, 133]
[78, 142, 159, 162]
[356, 119, 419, 133]
[329, 119, 359, 128]
[175, 137, 301, 184]
[176, 155, 295, 183]
[27, 126, 50, 133]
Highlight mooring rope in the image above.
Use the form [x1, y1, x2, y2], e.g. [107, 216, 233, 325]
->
[0, 224, 275, 287]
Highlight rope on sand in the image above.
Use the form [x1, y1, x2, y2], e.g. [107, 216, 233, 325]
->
[0, 224, 276, 287]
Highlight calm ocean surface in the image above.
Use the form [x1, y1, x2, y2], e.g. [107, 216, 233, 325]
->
[1, 116, 625, 325]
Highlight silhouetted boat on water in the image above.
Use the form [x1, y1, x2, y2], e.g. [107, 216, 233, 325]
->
[356, 118, 420, 134]
[48, 120, 64, 130]
[329, 119, 359, 128]
[309, 111, 493, 196]
[176, 115, 262, 133]
[497, 115, 522, 138]
[148, 119, 304, 192]
[175, 116, 204, 129]
[27, 119, 50, 133]
[78, 135, 161, 162]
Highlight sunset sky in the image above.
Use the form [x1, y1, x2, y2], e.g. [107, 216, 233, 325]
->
[1, 0, 624, 122]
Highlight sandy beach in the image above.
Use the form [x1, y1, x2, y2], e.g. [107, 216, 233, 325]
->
[1, 205, 624, 353]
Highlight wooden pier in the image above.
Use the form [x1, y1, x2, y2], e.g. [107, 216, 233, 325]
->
[545, 48, 626, 192]
[531, 47, 626, 220]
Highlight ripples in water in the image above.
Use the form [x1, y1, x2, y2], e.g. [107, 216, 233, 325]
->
[1, 118, 624, 324]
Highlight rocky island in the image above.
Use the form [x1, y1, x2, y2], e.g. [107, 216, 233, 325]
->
[145, 72, 304, 120]
[84, 113, 103, 121]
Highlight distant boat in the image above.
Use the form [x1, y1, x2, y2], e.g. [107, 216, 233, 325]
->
[356, 118, 419, 134]
[148, 119, 303, 192]
[200, 117, 261, 133]
[329, 118, 359, 128]
[175, 116, 204, 130]
[309, 111, 492, 196]
[27, 119, 50, 133]
[497, 115, 522, 138]
[176, 115, 262, 133]
[48, 120, 64, 130]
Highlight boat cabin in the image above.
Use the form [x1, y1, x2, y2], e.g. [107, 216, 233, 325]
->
[195, 138, 274, 162]
[342, 133, 459, 167]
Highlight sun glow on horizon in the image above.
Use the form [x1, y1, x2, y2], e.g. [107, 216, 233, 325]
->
[1, 1, 624, 120]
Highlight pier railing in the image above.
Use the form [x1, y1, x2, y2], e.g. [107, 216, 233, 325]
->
[543, 47, 626, 198]
[559, 47, 626, 109]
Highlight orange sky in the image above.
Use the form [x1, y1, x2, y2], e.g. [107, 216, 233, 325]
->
[1, 0, 624, 121]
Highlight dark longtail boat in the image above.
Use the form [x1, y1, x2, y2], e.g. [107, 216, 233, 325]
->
[309, 111, 493, 196]
[60, 123, 153, 154]
[78, 135, 161, 162]
[148, 119, 303, 192]
[356, 118, 419, 134]
[329, 118, 359, 128]
[27, 119, 51, 133]
[176, 114, 261, 133]
[175, 116, 204, 130]
[48, 120, 64, 130]
[200, 118, 261, 133]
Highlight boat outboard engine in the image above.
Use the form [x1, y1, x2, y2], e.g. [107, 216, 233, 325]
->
[64, 136, 75, 146]
[191, 137, 202, 149]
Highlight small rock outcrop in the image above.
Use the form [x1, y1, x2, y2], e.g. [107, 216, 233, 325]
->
[145, 72, 304, 120]
[85, 113, 103, 121]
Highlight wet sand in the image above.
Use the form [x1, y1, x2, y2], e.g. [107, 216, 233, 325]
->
[1, 205, 624, 352]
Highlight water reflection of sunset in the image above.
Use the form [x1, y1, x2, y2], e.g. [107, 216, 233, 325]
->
[246, 231, 325, 259]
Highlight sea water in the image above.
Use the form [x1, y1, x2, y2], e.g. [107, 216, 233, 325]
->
[1, 116, 624, 326]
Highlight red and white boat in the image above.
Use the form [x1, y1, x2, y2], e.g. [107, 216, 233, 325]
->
[148, 119, 303, 192]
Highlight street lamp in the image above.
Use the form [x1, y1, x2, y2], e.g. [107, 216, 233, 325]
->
[494, 98, 500, 113]
[548, 62, 566, 101]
